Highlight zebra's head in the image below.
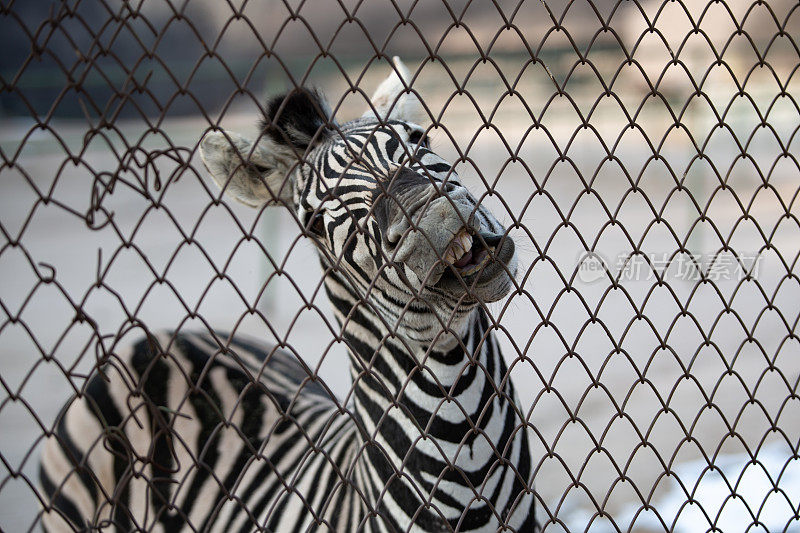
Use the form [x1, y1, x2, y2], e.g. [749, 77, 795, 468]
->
[199, 58, 516, 343]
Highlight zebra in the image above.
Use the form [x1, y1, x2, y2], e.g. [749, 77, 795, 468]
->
[39, 57, 537, 532]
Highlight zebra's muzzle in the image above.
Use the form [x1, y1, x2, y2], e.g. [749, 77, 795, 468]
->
[384, 185, 516, 303]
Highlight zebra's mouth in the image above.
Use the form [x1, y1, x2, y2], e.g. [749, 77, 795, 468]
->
[438, 229, 516, 297]
[442, 228, 494, 276]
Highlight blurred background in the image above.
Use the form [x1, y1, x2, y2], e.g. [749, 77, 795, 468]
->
[1, 0, 799, 531]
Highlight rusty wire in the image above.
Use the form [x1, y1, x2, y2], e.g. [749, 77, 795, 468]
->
[1, 0, 799, 531]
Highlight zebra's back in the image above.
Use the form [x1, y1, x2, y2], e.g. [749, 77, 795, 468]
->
[39, 330, 363, 532]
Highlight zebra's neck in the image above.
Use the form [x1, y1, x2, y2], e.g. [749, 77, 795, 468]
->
[324, 272, 531, 530]
[324, 270, 508, 414]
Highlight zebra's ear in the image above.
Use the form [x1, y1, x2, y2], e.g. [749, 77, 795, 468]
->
[364, 56, 424, 123]
[199, 89, 332, 208]
[199, 129, 296, 207]
[260, 88, 332, 151]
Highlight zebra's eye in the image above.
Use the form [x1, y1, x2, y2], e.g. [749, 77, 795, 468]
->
[407, 131, 429, 148]
[251, 162, 270, 174]
[304, 210, 325, 236]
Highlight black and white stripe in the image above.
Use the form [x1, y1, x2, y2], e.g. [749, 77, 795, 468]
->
[40, 67, 536, 532]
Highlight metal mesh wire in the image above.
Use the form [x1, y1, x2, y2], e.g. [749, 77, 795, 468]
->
[1, 0, 799, 531]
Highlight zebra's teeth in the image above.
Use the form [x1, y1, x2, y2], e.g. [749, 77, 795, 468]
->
[457, 231, 472, 256]
[443, 228, 472, 265]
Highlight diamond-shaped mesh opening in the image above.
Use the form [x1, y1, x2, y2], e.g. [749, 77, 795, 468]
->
[2, 1, 799, 532]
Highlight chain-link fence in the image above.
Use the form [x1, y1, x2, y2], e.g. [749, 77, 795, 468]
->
[2, 1, 799, 531]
